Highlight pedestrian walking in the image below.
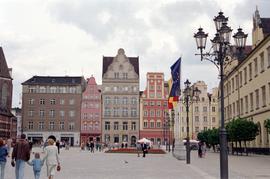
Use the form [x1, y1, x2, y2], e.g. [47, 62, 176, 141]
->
[0, 138, 8, 179]
[43, 139, 60, 179]
[136, 143, 141, 157]
[27, 153, 44, 179]
[12, 134, 31, 179]
[90, 141, 94, 153]
[6, 138, 12, 157]
[56, 140, 60, 154]
[202, 142, 207, 157]
[198, 142, 202, 158]
[142, 143, 148, 158]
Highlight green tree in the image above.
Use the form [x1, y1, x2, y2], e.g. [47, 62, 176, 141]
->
[265, 119, 270, 133]
[226, 118, 259, 155]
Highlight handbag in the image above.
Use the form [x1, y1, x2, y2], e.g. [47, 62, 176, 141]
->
[57, 165, 61, 171]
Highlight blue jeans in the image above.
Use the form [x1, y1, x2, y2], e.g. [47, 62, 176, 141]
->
[0, 161, 6, 179]
[15, 160, 26, 179]
[34, 171, 41, 179]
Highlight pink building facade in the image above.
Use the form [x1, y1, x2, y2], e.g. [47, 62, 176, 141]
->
[140, 72, 171, 145]
[80, 76, 102, 143]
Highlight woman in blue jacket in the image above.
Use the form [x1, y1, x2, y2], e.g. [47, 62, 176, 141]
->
[0, 138, 8, 179]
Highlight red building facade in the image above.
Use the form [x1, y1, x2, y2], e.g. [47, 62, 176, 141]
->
[0, 47, 14, 139]
[140, 72, 171, 145]
[80, 76, 102, 143]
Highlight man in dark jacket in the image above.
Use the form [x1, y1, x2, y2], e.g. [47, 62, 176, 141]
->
[12, 134, 31, 179]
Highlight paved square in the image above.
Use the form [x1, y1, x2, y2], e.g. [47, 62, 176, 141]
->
[3, 147, 270, 179]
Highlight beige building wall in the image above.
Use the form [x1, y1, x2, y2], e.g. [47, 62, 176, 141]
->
[224, 8, 270, 148]
[179, 81, 219, 140]
[102, 49, 140, 146]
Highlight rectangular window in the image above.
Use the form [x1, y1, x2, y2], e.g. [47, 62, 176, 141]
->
[240, 98, 244, 115]
[203, 106, 207, 112]
[29, 99, 34, 105]
[131, 108, 137, 117]
[156, 121, 161, 128]
[203, 116, 207, 122]
[233, 102, 235, 117]
[49, 122, 54, 130]
[122, 108, 128, 117]
[29, 87, 36, 93]
[38, 122, 44, 130]
[69, 110, 75, 118]
[195, 116, 199, 122]
[267, 46, 270, 68]
[60, 122, 64, 130]
[250, 93, 254, 111]
[69, 123, 74, 130]
[156, 110, 161, 117]
[204, 127, 207, 131]
[212, 117, 216, 123]
[262, 86, 266, 107]
[195, 127, 199, 132]
[69, 99, 75, 105]
[122, 73, 128, 79]
[239, 71, 243, 87]
[244, 67, 247, 84]
[40, 99, 45, 105]
[255, 89, 259, 109]
[260, 52, 265, 72]
[39, 86, 46, 93]
[195, 106, 199, 112]
[28, 110, 34, 117]
[212, 107, 215, 112]
[131, 122, 136, 130]
[114, 72, 119, 79]
[28, 122, 33, 130]
[105, 122, 110, 130]
[254, 58, 258, 76]
[150, 121, 155, 128]
[105, 107, 110, 117]
[123, 122, 128, 130]
[245, 96, 248, 113]
[114, 122, 119, 130]
[60, 99, 65, 105]
[143, 121, 148, 128]
[49, 110, 55, 118]
[248, 63, 252, 81]
[144, 111, 148, 117]
[50, 99, 56, 105]
[39, 110, 45, 118]
[232, 78, 234, 92]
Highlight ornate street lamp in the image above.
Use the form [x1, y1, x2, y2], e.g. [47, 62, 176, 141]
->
[181, 79, 200, 164]
[194, 11, 248, 179]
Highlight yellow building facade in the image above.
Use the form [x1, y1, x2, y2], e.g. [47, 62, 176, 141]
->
[224, 9, 270, 148]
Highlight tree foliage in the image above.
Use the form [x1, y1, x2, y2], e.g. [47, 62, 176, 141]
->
[265, 119, 270, 133]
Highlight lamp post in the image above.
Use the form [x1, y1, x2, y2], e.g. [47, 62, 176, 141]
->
[182, 79, 200, 164]
[194, 11, 247, 179]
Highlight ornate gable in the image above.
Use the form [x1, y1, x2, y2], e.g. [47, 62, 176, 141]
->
[103, 48, 139, 80]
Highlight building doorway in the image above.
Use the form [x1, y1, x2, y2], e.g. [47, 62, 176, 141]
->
[131, 136, 136, 147]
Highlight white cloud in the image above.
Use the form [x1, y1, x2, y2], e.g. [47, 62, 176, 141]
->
[0, 0, 269, 107]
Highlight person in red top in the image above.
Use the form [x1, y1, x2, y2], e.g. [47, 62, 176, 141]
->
[12, 134, 31, 179]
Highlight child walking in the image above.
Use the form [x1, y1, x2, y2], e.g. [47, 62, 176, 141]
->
[27, 153, 44, 179]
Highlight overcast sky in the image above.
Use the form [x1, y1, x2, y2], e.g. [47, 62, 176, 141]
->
[1, 0, 270, 107]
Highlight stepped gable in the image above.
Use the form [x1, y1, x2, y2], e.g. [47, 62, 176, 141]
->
[0, 47, 11, 79]
[102, 49, 139, 76]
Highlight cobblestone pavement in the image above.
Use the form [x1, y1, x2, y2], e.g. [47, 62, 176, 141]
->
[3, 147, 270, 179]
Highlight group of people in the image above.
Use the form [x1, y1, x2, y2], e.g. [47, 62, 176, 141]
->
[80, 141, 103, 152]
[137, 143, 149, 158]
[0, 134, 61, 179]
